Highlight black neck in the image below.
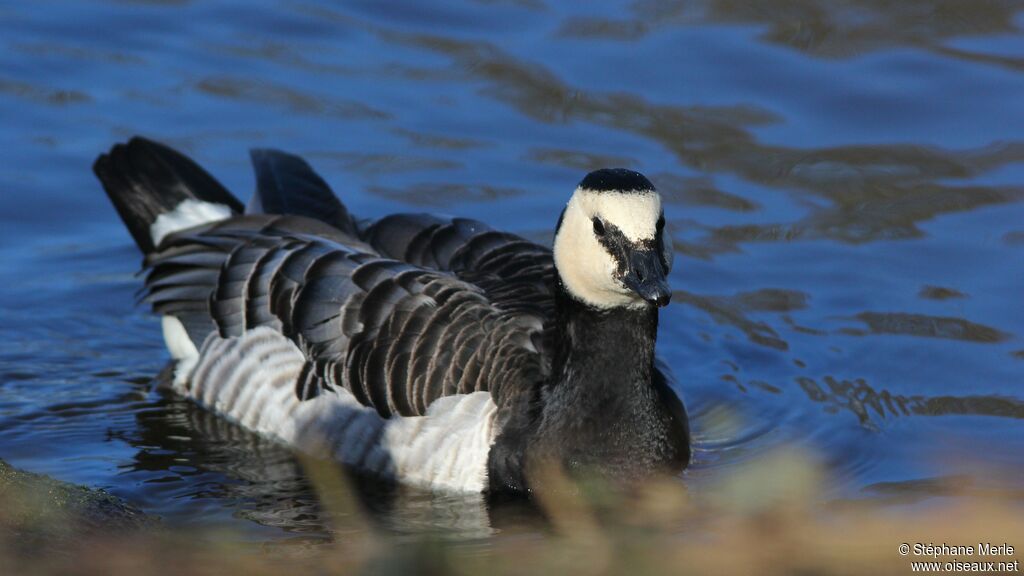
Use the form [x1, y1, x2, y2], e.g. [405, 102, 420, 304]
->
[486, 277, 690, 494]
[547, 283, 659, 404]
[533, 280, 682, 475]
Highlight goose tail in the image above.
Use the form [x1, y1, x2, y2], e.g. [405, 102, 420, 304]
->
[247, 148, 360, 236]
[93, 136, 244, 254]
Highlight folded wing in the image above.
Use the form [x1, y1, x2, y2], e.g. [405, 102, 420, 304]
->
[145, 216, 547, 419]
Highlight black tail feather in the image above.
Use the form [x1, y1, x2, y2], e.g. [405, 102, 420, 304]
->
[93, 137, 244, 253]
[248, 148, 359, 236]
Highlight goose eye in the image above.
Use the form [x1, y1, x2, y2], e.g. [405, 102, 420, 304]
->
[656, 214, 665, 231]
[592, 217, 606, 237]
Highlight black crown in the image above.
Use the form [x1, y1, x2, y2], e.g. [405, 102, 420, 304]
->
[578, 168, 654, 193]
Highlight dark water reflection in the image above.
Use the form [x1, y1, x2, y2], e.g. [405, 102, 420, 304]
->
[1, 0, 1023, 542]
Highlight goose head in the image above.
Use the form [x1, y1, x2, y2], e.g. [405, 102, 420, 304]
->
[553, 168, 673, 309]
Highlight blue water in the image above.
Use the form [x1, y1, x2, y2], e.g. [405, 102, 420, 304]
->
[2, 0, 1023, 539]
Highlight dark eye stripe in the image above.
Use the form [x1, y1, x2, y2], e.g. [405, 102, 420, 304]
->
[590, 219, 641, 279]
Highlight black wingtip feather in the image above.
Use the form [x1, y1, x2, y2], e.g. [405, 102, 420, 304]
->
[94, 136, 243, 254]
[248, 148, 360, 236]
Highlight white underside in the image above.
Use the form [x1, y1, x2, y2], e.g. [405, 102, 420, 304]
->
[165, 324, 498, 493]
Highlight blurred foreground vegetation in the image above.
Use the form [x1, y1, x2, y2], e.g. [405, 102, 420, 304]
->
[1, 450, 1021, 576]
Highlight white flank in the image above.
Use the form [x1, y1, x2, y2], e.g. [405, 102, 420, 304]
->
[384, 392, 498, 492]
[150, 199, 233, 246]
[162, 316, 198, 360]
[162, 316, 200, 386]
[171, 326, 498, 493]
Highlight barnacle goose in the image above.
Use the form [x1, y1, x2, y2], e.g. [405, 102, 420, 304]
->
[93, 137, 690, 494]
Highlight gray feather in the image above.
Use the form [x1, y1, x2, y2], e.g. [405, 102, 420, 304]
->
[142, 214, 549, 420]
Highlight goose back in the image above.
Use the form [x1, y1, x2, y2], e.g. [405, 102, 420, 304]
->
[145, 215, 548, 421]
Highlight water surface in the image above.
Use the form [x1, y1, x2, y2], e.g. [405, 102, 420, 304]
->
[1, 0, 1023, 540]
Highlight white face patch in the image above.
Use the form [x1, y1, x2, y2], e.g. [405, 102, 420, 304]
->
[553, 187, 667, 309]
[150, 199, 232, 247]
[574, 189, 662, 242]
